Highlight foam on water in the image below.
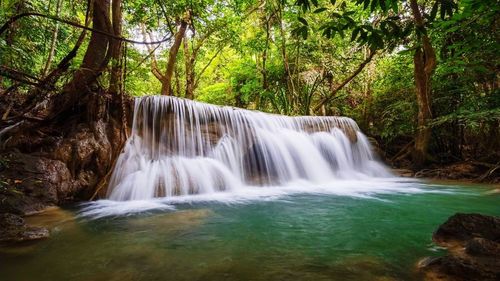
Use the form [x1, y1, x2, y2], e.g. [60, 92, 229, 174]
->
[81, 178, 453, 219]
[83, 96, 433, 218]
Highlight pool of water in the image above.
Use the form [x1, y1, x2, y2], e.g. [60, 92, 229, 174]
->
[1, 180, 498, 281]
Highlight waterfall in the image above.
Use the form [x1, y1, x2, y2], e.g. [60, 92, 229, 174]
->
[107, 96, 392, 201]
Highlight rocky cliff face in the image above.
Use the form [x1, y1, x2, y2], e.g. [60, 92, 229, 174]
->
[0, 93, 131, 218]
[0, 120, 123, 215]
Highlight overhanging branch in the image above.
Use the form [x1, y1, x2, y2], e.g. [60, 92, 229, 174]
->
[0, 12, 172, 45]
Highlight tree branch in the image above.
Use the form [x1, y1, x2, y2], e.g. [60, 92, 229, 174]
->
[0, 12, 172, 45]
[140, 24, 165, 81]
[194, 46, 224, 89]
[313, 50, 376, 113]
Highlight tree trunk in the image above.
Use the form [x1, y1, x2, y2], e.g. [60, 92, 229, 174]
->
[183, 35, 195, 99]
[42, 0, 62, 77]
[174, 68, 181, 96]
[161, 19, 188, 96]
[109, 0, 123, 95]
[409, 0, 437, 169]
[261, 13, 270, 92]
[45, 0, 111, 119]
[276, 3, 295, 107]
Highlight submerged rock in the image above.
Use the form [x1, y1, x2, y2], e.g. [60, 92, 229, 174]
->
[0, 213, 49, 243]
[419, 213, 500, 281]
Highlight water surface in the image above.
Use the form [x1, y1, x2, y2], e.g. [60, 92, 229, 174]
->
[1, 181, 498, 281]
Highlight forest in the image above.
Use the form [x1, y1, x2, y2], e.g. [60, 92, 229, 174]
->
[1, 0, 498, 174]
[0, 1, 499, 280]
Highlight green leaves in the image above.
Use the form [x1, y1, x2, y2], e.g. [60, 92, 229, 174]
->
[292, 25, 309, 39]
[313, 7, 328, 13]
[426, 0, 457, 21]
[294, 0, 318, 12]
[429, 1, 439, 21]
[351, 27, 360, 41]
[292, 16, 309, 39]
[298, 17, 308, 26]
[354, 0, 398, 12]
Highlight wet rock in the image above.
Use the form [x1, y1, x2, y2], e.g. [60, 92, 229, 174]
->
[419, 213, 500, 281]
[422, 255, 496, 281]
[0, 117, 125, 214]
[0, 213, 49, 243]
[465, 237, 500, 257]
[0, 152, 73, 212]
[392, 168, 414, 177]
[433, 213, 500, 244]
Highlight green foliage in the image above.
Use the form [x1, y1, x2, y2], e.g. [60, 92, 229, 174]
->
[197, 82, 232, 105]
[0, 0, 498, 162]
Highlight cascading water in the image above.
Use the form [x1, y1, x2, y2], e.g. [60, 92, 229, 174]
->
[107, 96, 392, 201]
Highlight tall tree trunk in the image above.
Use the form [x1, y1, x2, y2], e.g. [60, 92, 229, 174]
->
[174, 68, 181, 96]
[276, 3, 295, 107]
[361, 47, 375, 130]
[42, 0, 62, 77]
[47, 0, 112, 119]
[76, 0, 111, 84]
[183, 35, 195, 99]
[261, 13, 270, 92]
[409, 0, 437, 169]
[161, 19, 188, 96]
[109, 0, 123, 95]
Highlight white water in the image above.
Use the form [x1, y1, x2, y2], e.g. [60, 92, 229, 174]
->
[106, 96, 393, 202]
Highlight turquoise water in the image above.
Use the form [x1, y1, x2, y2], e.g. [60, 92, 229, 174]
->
[0, 181, 498, 281]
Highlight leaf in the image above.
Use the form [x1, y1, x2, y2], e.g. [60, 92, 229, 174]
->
[363, 0, 370, 10]
[371, 31, 384, 49]
[351, 27, 361, 41]
[445, 0, 454, 18]
[390, 0, 398, 12]
[359, 30, 368, 43]
[330, 0, 337, 6]
[298, 17, 308, 26]
[314, 7, 328, 13]
[380, 0, 387, 12]
[370, 0, 378, 12]
[338, 28, 345, 38]
[440, 1, 446, 19]
[323, 27, 332, 38]
[330, 12, 341, 18]
[302, 28, 309, 39]
[430, 1, 439, 21]
[344, 16, 356, 26]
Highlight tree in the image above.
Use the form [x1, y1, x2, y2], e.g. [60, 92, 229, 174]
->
[408, 0, 436, 168]
[295, 0, 456, 168]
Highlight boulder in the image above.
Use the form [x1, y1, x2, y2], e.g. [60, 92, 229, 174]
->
[433, 213, 500, 244]
[419, 213, 500, 281]
[0, 213, 49, 243]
